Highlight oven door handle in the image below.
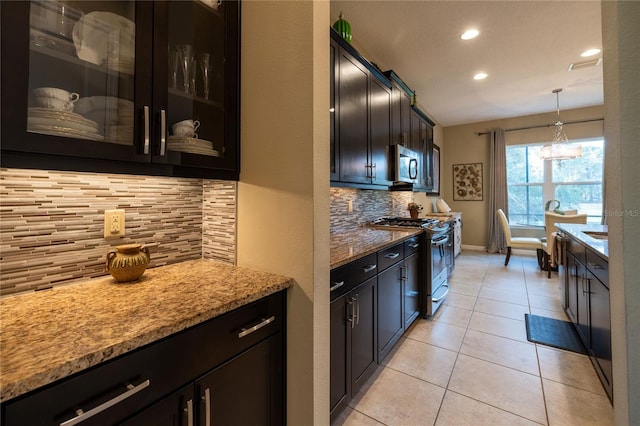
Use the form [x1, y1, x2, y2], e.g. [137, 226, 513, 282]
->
[432, 236, 450, 247]
[431, 284, 449, 303]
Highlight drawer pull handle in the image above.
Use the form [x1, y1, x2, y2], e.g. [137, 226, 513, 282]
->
[409, 243, 420, 249]
[59, 379, 150, 426]
[432, 284, 449, 303]
[238, 316, 276, 338]
[330, 281, 345, 291]
[384, 252, 400, 259]
[362, 264, 377, 273]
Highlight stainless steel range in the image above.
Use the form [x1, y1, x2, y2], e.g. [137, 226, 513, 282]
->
[371, 217, 451, 317]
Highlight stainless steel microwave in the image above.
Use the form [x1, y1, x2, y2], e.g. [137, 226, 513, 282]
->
[391, 144, 420, 185]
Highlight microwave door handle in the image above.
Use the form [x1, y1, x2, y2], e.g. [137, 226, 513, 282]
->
[409, 158, 418, 179]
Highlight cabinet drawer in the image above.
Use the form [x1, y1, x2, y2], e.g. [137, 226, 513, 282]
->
[404, 236, 422, 256]
[566, 237, 586, 264]
[586, 251, 609, 288]
[3, 291, 285, 426]
[330, 253, 377, 300]
[377, 243, 404, 272]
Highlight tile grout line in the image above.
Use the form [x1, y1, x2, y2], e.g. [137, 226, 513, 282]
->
[522, 255, 552, 426]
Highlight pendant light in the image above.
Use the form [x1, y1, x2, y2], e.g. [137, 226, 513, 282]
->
[540, 88, 582, 160]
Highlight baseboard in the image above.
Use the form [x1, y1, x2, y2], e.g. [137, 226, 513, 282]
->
[460, 245, 538, 257]
[461, 244, 487, 251]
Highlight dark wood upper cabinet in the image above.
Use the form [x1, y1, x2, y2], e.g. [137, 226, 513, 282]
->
[330, 29, 392, 189]
[330, 37, 339, 181]
[1, 1, 240, 180]
[337, 45, 370, 185]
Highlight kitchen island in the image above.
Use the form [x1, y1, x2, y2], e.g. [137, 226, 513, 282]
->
[1, 259, 293, 425]
[557, 223, 612, 401]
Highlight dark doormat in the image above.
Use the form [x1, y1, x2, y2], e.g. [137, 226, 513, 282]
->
[524, 314, 587, 355]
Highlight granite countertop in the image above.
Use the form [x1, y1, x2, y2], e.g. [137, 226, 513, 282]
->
[330, 227, 422, 269]
[556, 223, 608, 259]
[0, 259, 294, 402]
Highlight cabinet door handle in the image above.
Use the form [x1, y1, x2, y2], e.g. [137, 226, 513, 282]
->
[384, 252, 400, 259]
[143, 105, 150, 154]
[362, 264, 377, 273]
[59, 379, 150, 426]
[371, 163, 376, 179]
[202, 388, 211, 426]
[184, 399, 194, 426]
[588, 262, 604, 270]
[238, 315, 275, 338]
[347, 299, 354, 328]
[160, 109, 167, 156]
[330, 281, 345, 292]
[351, 295, 359, 326]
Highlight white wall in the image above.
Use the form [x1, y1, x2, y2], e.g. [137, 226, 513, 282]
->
[238, 1, 330, 425]
[602, 1, 640, 424]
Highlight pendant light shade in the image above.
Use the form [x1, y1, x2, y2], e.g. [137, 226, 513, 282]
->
[540, 89, 582, 160]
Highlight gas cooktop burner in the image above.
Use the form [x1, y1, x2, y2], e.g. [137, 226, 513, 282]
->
[371, 217, 449, 234]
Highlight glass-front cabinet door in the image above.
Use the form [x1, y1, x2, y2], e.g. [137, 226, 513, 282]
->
[1, 1, 239, 179]
[152, 0, 239, 176]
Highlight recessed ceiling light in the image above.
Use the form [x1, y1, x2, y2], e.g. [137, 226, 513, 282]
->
[581, 48, 601, 57]
[460, 29, 479, 40]
[473, 72, 488, 80]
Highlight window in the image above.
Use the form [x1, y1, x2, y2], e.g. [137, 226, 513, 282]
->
[506, 139, 604, 226]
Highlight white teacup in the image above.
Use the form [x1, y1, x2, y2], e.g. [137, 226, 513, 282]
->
[172, 119, 200, 138]
[33, 87, 80, 103]
[34, 96, 75, 112]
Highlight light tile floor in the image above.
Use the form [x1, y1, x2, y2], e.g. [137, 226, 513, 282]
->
[333, 251, 614, 426]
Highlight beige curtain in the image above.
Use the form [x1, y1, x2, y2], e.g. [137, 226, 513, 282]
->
[487, 129, 508, 253]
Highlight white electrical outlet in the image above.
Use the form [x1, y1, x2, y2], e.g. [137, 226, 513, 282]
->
[104, 209, 125, 238]
[347, 199, 353, 213]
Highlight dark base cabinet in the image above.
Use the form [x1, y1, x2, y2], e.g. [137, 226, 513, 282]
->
[377, 262, 403, 361]
[403, 251, 421, 329]
[330, 276, 377, 419]
[560, 230, 612, 402]
[330, 235, 423, 420]
[2, 291, 286, 426]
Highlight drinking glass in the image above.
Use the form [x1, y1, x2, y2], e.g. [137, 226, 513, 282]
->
[189, 58, 197, 95]
[169, 49, 179, 89]
[177, 44, 194, 94]
[199, 53, 212, 100]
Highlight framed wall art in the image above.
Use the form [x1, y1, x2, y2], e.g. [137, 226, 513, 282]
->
[453, 162, 483, 201]
[426, 145, 440, 195]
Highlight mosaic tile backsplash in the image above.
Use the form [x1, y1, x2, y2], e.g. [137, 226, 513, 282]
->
[330, 187, 414, 233]
[0, 169, 236, 296]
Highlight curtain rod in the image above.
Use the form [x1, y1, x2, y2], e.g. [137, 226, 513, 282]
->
[477, 118, 603, 136]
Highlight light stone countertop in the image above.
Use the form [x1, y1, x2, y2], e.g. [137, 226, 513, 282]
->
[556, 223, 608, 259]
[0, 259, 294, 402]
[330, 227, 423, 269]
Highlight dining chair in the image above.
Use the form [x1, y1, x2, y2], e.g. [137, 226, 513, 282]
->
[496, 209, 543, 266]
[542, 211, 587, 277]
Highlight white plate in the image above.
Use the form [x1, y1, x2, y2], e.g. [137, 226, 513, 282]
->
[168, 145, 220, 157]
[28, 116, 99, 133]
[28, 124, 105, 141]
[28, 108, 99, 127]
[167, 136, 215, 149]
[73, 12, 134, 66]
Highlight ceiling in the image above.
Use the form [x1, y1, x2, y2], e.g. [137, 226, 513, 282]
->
[330, 1, 603, 127]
